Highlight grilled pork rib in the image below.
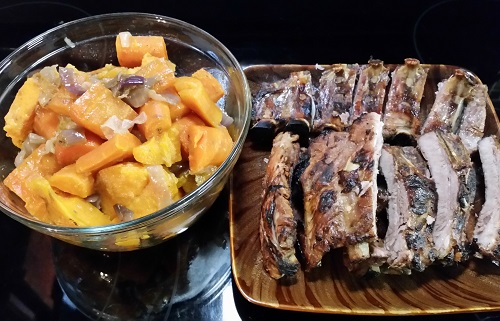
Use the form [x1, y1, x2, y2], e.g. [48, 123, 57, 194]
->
[379, 146, 437, 273]
[314, 64, 358, 131]
[474, 136, 500, 262]
[418, 131, 474, 263]
[252, 71, 313, 136]
[458, 84, 488, 153]
[342, 113, 384, 268]
[383, 58, 429, 139]
[260, 132, 301, 279]
[351, 59, 389, 122]
[421, 69, 473, 135]
[300, 112, 382, 270]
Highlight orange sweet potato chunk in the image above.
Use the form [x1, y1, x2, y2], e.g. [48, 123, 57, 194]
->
[137, 100, 172, 140]
[54, 131, 104, 167]
[192, 69, 224, 102]
[4, 144, 63, 222]
[75, 132, 141, 174]
[174, 77, 222, 127]
[187, 125, 233, 173]
[4, 77, 41, 147]
[116, 34, 168, 68]
[46, 86, 78, 116]
[171, 113, 205, 157]
[68, 82, 138, 139]
[33, 106, 60, 139]
[136, 56, 175, 92]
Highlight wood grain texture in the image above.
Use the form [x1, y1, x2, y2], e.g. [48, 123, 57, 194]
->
[230, 64, 500, 315]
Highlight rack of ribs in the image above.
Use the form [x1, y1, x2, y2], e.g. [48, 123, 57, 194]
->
[300, 112, 383, 270]
[383, 58, 429, 140]
[260, 132, 301, 279]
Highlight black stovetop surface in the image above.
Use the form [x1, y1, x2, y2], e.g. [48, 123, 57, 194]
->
[1, 1, 500, 320]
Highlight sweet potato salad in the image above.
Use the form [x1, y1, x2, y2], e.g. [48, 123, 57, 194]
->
[3, 32, 234, 227]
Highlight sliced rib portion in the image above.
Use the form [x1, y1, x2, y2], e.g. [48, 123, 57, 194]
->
[260, 132, 301, 279]
[313, 64, 358, 131]
[458, 84, 488, 153]
[421, 69, 473, 135]
[474, 136, 500, 262]
[351, 59, 389, 122]
[300, 131, 356, 269]
[379, 146, 437, 273]
[383, 58, 429, 139]
[252, 71, 313, 135]
[418, 131, 474, 263]
[300, 112, 382, 270]
[342, 113, 384, 265]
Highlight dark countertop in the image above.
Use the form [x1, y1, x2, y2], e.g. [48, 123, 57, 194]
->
[1, 1, 500, 320]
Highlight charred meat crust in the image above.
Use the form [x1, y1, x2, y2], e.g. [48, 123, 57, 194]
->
[417, 131, 474, 264]
[380, 146, 437, 273]
[251, 71, 313, 141]
[351, 59, 390, 122]
[300, 113, 382, 270]
[383, 58, 429, 139]
[314, 64, 359, 131]
[260, 132, 301, 279]
[421, 69, 473, 135]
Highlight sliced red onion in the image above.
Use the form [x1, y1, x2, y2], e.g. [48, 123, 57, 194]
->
[58, 129, 86, 146]
[147, 89, 168, 103]
[40, 65, 61, 86]
[125, 86, 150, 108]
[59, 67, 86, 95]
[160, 91, 181, 105]
[14, 133, 47, 166]
[85, 194, 101, 209]
[120, 75, 146, 88]
[114, 204, 134, 222]
[221, 111, 234, 127]
[101, 113, 147, 140]
[144, 77, 157, 88]
[147, 165, 174, 209]
[118, 32, 132, 48]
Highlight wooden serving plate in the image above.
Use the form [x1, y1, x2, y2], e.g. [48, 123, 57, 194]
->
[229, 64, 500, 315]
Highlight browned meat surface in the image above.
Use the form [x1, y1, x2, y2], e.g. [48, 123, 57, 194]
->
[458, 84, 488, 153]
[351, 59, 389, 122]
[418, 131, 474, 264]
[313, 64, 358, 131]
[474, 136, 500, 262]
[383, 58, 429, 139]
[260, 132, 301, 279]
[379, 146, 437, 273]
[421, 69, 473, 135]
[342, 113, 384, 268]
[300, 131, 357, 269]
[300, 112, 382, 270]
[252, 71, 313, 132]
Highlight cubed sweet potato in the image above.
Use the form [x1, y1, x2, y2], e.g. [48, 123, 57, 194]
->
[4, 77, 41, 147]
[174, 77, 222, 127]
[68, 82, 138, 139]
[192, 68, 225, 102]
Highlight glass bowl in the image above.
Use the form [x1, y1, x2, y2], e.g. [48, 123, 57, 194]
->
[0, 12, 251, 251]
